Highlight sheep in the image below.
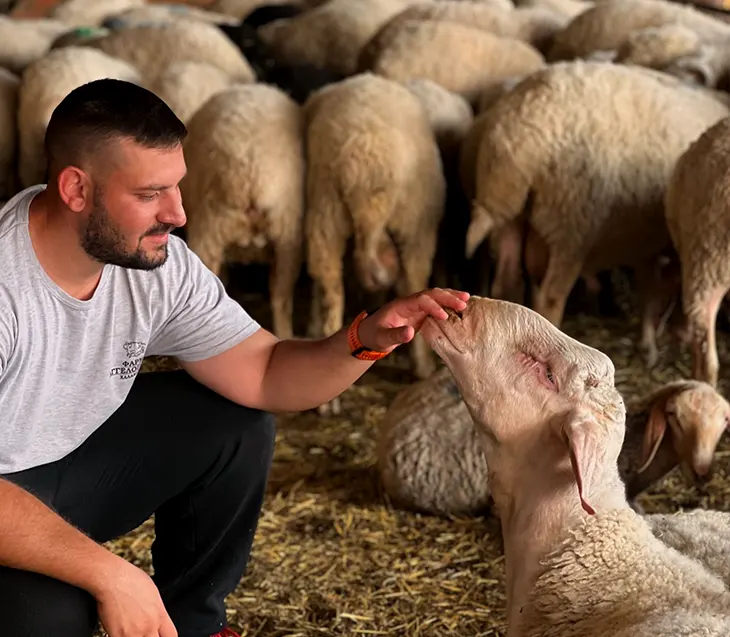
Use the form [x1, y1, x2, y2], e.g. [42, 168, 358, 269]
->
[0, 16, 71, 73]
[257, 0, 421, 76]
[647, 509, 730, 588]
[419, 295, 730, 637]
[367, 1, 569, 55]
[86, 20, 256, 84]
[216, 4, 344, 104]
[376, 365, 491, 516]
[303, 73, 445, 415]
[377, 371, 729, 516]
[547, 0, 730, 62]
[0, 67, 18, 200]
[17, 46, 142, 189]
[613, 23, 702, 71]
[49, 26, 110, 50]
[465, 60, 730, 366]
[49, 0, 145, 27]
[514, 0, 593, 21]
[364, 19, 546, 108]
[665, 41, 730, 90]
[151, 61, 245, 125]
[180, 83, 305, 342]
[101, 4, 240, 29]
[402, 79, 477, 292]
[664, 115, 730, 388]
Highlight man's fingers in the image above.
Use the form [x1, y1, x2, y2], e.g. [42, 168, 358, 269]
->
[414, 293, 449, 319]
[158, 615, 178, 637]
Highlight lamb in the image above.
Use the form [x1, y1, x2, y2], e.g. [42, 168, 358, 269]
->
[377, 371, 729, 516]
[419, 295, 730, 636]
[547, 0, 730, 62]
[665, 41, 730, 90]
[49, 0, 145, 27]
[0, 67, 18, 200]
[0, 16, 71, 73]
[368, 1, 569, 55]
[86, 20, 256, 84]
[465, 60, 730, 366]
[664, 115, 730, 388]
[257, 0, 421, 76]
[613, 23, 702, 71]
[17, 46, 142, 189]
[364, 19, 546, 107]
[180, 83, 305, 341]
[303, 73, 445, 414]
[151, 61, 245, 125]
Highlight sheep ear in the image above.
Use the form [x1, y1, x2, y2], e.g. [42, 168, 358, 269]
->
[562, 410, 605, 515]
[637, 401, 667, 474]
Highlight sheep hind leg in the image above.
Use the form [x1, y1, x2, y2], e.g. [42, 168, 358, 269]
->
[684, 282, 727, 388]
[533, 252, 583, 327]
[269, 235, 303, 340]
[490, 221, 527, 304]
[396, 237, 439, 381]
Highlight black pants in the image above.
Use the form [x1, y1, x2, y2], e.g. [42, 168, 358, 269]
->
[0, 370, 276, 637]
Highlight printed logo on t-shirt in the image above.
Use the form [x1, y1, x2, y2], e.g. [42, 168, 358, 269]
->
[109, 341, 147, 380]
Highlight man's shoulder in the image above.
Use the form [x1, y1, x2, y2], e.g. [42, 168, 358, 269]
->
[0, 185, 45, 248]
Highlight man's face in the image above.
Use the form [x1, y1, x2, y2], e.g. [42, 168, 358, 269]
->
[80, 139, 187, 270]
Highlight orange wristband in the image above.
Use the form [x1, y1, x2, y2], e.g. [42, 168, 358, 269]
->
[347, 311, 389, 361]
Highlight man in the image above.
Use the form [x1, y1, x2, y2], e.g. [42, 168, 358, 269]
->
[0, 78, 468, 637]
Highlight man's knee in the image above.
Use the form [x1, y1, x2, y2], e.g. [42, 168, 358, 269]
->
[0, 567, 98, 637]
[225, 406, 277, 474]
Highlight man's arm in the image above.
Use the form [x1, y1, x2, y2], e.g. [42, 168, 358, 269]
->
[0, 478, 122, 593]
[179, 289, 469, 413]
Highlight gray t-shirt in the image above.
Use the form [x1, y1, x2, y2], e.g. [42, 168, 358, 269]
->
[0, 185, 261, 474]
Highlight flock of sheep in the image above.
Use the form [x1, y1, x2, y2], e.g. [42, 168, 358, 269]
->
[3, 0, 730, 634]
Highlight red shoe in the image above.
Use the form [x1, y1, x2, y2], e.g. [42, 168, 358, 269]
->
[210, 629, 240, 637]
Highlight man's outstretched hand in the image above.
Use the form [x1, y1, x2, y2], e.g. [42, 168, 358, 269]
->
[358, 287, 470, 353]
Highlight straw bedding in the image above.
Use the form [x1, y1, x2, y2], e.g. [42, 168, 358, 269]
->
[103, 267, 730, 637]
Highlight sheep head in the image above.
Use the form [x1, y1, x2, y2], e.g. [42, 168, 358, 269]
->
[420, 296, 626, 516]
[638, 380, 730, 480]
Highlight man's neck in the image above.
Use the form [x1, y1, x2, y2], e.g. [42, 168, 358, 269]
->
[28, 190, 105, 301]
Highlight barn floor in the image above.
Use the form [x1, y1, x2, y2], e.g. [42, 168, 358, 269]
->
[100, 266, 730, 637]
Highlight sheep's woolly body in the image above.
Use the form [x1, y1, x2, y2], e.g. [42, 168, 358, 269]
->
[0, 67, 18, 200]
[0, 17, 71, 73]
[258, 0, 420, 76]
[548, 0, 730, 61]
[303, 73, 445, 383]
[105, 4, 239, 28]
[379, 1, 569, 53]
[521, 508, 730, 636]
[403, 78, 474, 154]
[17, 46, 142, 188]
[88, 20, 256, 83]
[664, 116, 730, 387]
[469, 61, 729, 329]
[614, 23, 702, 70]
[647, 509, 730, 588]
[180, 84, 305, 339]
[369, 19, 545, 106]
[50, 0, 145, 27]
[152, 61, 243, 124]
[377, 366, 491, 515]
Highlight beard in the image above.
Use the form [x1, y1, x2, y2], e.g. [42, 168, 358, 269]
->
[80, 186, 173, 271]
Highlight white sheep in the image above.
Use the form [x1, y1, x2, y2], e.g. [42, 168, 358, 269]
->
[180, 83, 305, 341]
[420, 295, 730, 636]
[664, 115, 730, 388]
[365, 19, 545, 107]
[372, 1, 570, 54]
[50, 0, 145, 27]
[303, 72, 445, 415]
[613, 23, 702, 71]
[547, 0, 730, 62]
[257, 0, 421, 76]
[0, 67, 18, 200]
[87, 19, 256, 84]
[0, 16, 71, 74]
[514, 0, 593, 21]
[465, 60, 729, 366]
[377, 371, 729, 516]
[17, 46, 142, 189]
[102, 4, 240, 29]
[665, 41, 730, 90]
[151, 61, 246, 125]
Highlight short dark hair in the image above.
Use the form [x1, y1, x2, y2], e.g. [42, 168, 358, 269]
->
[44, 78, 187, 179]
